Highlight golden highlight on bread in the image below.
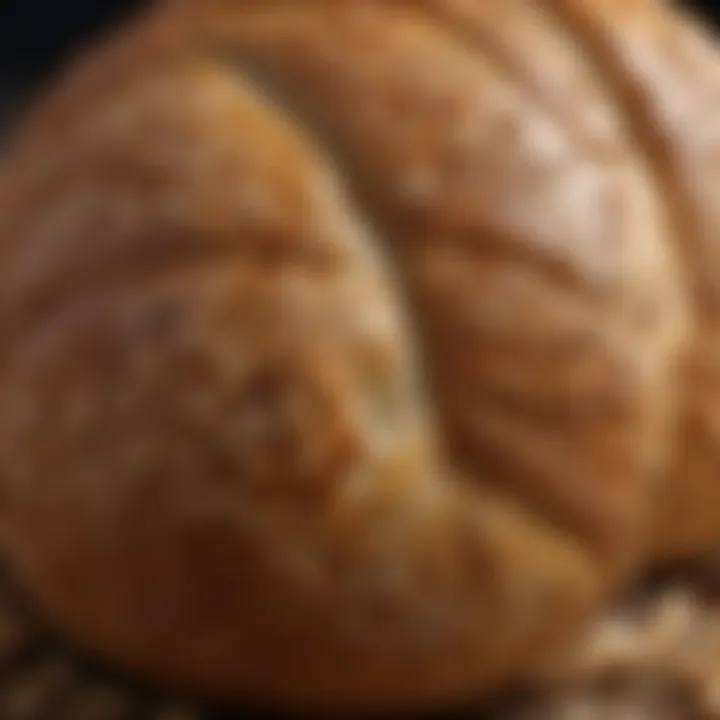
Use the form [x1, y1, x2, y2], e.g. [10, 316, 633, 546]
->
[0, 0, 718, 713]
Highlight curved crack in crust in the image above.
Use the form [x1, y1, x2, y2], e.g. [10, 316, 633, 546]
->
[185, 0, 681, 570]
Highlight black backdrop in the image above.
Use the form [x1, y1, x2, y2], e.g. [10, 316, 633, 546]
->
[0, 0, 148, 86]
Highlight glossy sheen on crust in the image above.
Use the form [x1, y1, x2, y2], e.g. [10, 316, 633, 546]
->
[0, 0, 712, 713]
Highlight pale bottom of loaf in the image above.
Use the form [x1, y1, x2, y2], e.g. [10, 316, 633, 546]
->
[497, 558, 720, 720]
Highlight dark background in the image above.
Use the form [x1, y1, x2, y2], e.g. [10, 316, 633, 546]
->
[0, 0, 150, 136]
[0, 0, 149, 90]
[0, 0, 718, 124]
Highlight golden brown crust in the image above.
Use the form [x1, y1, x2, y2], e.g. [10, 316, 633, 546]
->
[560, 0, 720, 558]
[0, 0, 716, 713]
[172, 0, 688, 566]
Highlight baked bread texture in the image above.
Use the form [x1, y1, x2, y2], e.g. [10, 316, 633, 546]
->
[0, 0, 718, 713]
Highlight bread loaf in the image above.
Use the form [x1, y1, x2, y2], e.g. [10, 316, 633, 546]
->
[0, 0, 717, 713]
